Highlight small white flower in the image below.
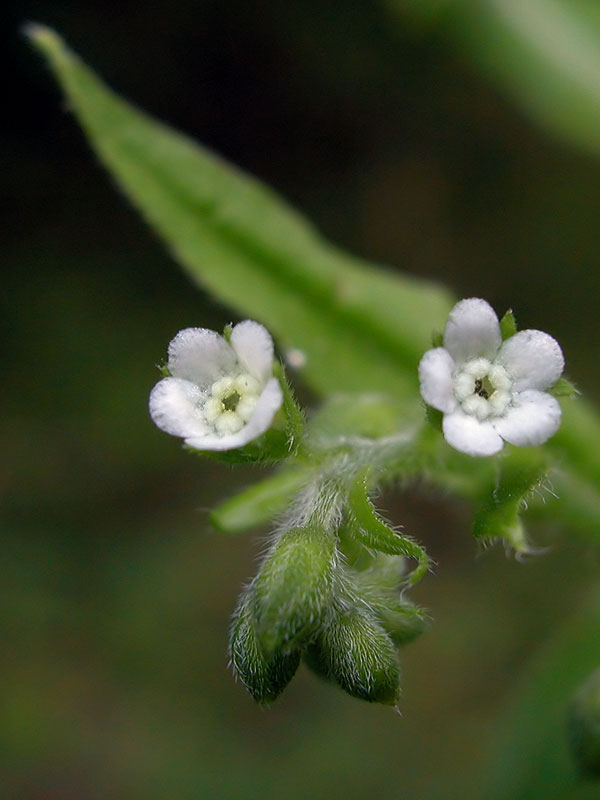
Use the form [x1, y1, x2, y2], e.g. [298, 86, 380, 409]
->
[149, 320, 283, 451]
[419, 298, 564, 457]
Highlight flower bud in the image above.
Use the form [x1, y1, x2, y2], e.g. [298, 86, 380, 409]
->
[253, 526, 336, 656]
[306, 605, 401, 705]
[229, 591, 299, 704]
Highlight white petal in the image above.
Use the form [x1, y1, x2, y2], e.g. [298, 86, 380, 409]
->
[442, 409, 504, 456]
[230, 320, 274, 383]
[496, 330, 564, 392]
[492, 390, 561, 447]
[167, 328, 236, 385]
[418, 348, 456, 413]
[185, 378, 283, 451]
[443, 298, 501, 364]
[149, 377, 209, 438]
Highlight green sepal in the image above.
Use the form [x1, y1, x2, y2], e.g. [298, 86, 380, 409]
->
[376, 599, 428, 646]
[229, 589, 300, 704]
[211, 465, 314, 534]
[253, 526, 336, 655]
[472, 449, 550, 553]
[567, 666, 600, 776]
[348, 473, 431, 586]
[184, 425, 290, 465]
[353, 552, 409, 591]
[499, 309, 518, 340]
[425, 404, 444, 432]
[157, 363, 171, 378]
[352, 557, 429, 645]
[272, 361, 305, 455]
[305, 604, 401, 705]
[548, 377, 580, 398]
[431, 330, 444, 348]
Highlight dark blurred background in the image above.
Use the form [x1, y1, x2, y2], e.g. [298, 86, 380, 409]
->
[3, 1, 600, 798]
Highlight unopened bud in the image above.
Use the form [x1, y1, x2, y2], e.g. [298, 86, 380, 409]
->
[229, 591, 299, 704]
[254, 526, 336, 655]
[306, 605, 401, 705]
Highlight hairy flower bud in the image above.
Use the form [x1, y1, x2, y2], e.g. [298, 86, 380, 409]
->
[229, 591, 299, 704]
[253, 526, 336, 655]
[306, 605, 401, 705]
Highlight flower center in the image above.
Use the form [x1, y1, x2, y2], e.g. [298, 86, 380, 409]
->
[222, 391, 241, 412]
[453, 358, 512, 421]
[474, 376, 493, 399]
[203, 373, 261, 436]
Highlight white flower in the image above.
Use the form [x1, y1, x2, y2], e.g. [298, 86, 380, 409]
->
[418, 298, 564, 457]
[149, 320, 283, 451]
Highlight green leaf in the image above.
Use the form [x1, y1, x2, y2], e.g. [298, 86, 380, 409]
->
[210, 465, 314, 534]
[28, 25, 453, 400]
[392, 0, 600, 159]
[253, 526, 336, 654]
[29, 26, 600, 543]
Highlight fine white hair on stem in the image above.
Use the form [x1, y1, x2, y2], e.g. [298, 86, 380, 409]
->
[275, 474, 345, 534]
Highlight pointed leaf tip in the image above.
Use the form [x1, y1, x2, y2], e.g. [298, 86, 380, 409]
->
[24, 23, 62, 51]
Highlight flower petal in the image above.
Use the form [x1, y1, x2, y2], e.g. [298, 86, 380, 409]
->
[492, 390, 561, 447]
[418, 348, 457, 413]
[167, 328, 236, 385]
[442, 408, 504, 456]
[443, 298, 501, 364]
[496, 330, 564, 392]
[185, 377, 283, 451]
[149, 377, 209, 438]
[230, 320, 274, 383]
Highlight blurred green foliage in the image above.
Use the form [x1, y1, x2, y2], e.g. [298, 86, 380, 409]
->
[394, 0, 600, 159]
[5, 0, 600, 797]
